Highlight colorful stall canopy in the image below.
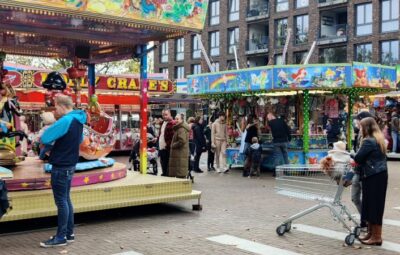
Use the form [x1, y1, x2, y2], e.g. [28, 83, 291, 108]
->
[188, 63, 397, 95]
[0, 1, 209, 62]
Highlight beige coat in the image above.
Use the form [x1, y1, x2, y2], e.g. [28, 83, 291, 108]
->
[211, 119, 228, 145]
[168, 122, 190, 178]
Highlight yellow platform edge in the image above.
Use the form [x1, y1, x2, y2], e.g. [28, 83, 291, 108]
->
[1, 172, 202, 222]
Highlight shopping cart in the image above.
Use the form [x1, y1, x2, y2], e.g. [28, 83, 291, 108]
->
[275, 164, 361, 246]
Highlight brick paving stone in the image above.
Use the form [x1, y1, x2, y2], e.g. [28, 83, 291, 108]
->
[0, 156, 399, 255]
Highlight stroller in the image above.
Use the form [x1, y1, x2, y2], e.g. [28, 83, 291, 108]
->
[129, 134, 158, 175]
[187, 141, 195, 183]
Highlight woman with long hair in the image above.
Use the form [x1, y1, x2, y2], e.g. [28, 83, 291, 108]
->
[354, 117, 388, 246]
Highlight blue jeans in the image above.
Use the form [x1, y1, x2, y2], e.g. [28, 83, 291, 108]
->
[51, 166, 75, 240]
[391, 131, 398, 153]
[273, 142, 289, 166]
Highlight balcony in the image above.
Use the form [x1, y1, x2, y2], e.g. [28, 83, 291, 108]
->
[246, 36, 268, 55]
[317, 0, 348, 7]
[246, 3, 269, 22]
[317, 24, 348, 45]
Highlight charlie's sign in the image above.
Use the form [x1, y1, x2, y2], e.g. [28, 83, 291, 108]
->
[6, 70, 173, 93]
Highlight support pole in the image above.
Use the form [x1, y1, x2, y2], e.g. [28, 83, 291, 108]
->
[347, 91, 355, 150]
[139, 44, 148, 175]
[87, 64, 95, 98]
[303, 90, 310, 153]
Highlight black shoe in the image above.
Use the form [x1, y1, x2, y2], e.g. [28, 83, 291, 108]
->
[211, 166, 216, 171]
[194, 169, 204, 173]
[40, 237, 67, 248]
[208, 167, 212, 171]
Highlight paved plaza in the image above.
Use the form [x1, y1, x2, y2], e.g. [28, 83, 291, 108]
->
[0, 156, 399, 255]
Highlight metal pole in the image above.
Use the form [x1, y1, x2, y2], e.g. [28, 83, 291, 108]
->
[303, 90, 310, 153]
[196, 34, 215, 72]
[139, 44, 148, 175]
[282, 28, 291, 65]
[88, 63, 95, 98]
[303, 41, 316, 65]
[233, 45, 239, 70]
[347, 92, 355, 150]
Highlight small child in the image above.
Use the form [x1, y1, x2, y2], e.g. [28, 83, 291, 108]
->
[245, 137, 262, 178]
[36, 112, 56, 160]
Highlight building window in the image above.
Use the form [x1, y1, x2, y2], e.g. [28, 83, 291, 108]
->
[356, 3, 372, 36]
[227, 60, 237, 70]
[213, 62, 220, 72]
[192, 64, 202, 75]
[210, 31, 220, 56]
[295, 15, 308, 45]
[275, 18, 288, 47]
[160, 41, 168, 63]
[209, 0, 220, 25]
[276, 0, 289, 12]
[160, 68, 169, 75]
[381, 40, 399, 65]
[296, 0, 308, 8]
[294, 51, 308, 64]
[355, 43, 372, 63]
[175, 38, 185, 61]
[274, 54, 283, 65]
[192, 35, 201, 59]
[319, 46, 347, 63]
[175, 66, 185, 79]
[228, 0, 239, 21]
[228, 27, 240, 54]
[381, 0, 399, 33]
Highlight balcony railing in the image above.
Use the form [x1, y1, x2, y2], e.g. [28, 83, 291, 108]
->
[246, 2, 269, 21]
[317, 24, 348, 45]
[317, 0, 348, 7]
[246, 36, 269, 54]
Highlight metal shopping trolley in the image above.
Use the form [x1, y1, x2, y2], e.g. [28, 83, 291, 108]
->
[275, 164, 361, 246]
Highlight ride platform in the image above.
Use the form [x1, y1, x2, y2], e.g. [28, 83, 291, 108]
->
[1, 171, 201, 222]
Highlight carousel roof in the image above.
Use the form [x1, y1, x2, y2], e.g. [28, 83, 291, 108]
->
[0, 1, 208, 62]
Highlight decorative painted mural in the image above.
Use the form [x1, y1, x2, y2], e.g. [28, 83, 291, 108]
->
[13, 0, 209, 30]
[273, 65, 352, 89]
[188, 67, 273, 94]
[352, 62, 396, 89]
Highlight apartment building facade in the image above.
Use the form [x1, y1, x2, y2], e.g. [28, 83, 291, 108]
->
[154, 0, 399, 79]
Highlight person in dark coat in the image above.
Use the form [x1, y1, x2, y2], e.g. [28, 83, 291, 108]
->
[192, 116, 206, 173]
[245, 137, 262, 178]
[169, 113, 190, 178]
[204, 120, 215, 171]
[243, 115, 260, 177]
[354, 117, 388, 246]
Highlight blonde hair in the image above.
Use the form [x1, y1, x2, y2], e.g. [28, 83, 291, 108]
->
[360, 117, 387, 154]
[55, 95, 74, 109]
[41, 112, 56, 125]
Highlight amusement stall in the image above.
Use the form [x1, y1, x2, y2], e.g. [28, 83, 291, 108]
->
[0, 0, 208, 222]
[188, 63, 398, 169]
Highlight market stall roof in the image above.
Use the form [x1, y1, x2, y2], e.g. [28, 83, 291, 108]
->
[0, 0, 208, 62]
[187, 63, 398, 97]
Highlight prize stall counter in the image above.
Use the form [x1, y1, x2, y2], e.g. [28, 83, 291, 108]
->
[226, 134, 329, 170]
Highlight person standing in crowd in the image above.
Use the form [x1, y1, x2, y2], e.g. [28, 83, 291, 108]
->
[390, 111, 399, 153]
[204, 120, 215, 171]
[158, 109, 175, 177]
[245, 136, 262, 178]
[212, 112, 229, 173]
[243, 115, 260, 177]
[40, 95, 86, 248]
[267, 113, 291, 176]
[19, 115, 29, 156]
[187, 116, 195, 171]
[169, 113, 190, 178]
[354, 117, 388, 246]
[192, 116, 206, 173]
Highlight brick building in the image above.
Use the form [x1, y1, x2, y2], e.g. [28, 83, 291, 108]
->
[154, 0, 399, 79]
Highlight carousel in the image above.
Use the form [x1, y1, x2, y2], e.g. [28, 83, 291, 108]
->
[0, 0, 207, 222]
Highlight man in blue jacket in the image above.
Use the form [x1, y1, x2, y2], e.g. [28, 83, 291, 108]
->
[40, 95, 86, 248]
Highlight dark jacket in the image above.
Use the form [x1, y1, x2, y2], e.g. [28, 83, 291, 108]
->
[354, 137, 388, 179]
[204, 125, 212, 150]
[192, 123, 206, 154]
[268, 118, 291, 143]
[0, 180, 10, 219]
[41, 110, 86, 167]
[245, 143, 262, 164]
[245, 124, 258, 144]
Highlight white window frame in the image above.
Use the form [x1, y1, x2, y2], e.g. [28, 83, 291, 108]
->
[192, 36, 201, 59]
[175, 66, 185, 79]
[356, 3, 373, 36]
[296, 0, 308, 9]
[175, 38, 185, 61]
[381, 40, 399, 66]
[210, 31, 220, 56]
[381, 0, 399, 33]
[160, 41, 168, 63]
[228, 0, 239, 21]
[228, 27, 239, 54]
[276, 0, 289, 12]
[192, 64, 202, 75]
[355, 43, 373, 63]
[295, 15, 309, 45]
[210, 0, 220, 25]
